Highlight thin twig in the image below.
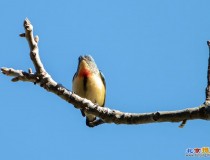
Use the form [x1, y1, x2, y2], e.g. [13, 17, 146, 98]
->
[205, 41, 210, 104]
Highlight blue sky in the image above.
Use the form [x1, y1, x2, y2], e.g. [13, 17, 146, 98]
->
[1, 0, 210, 159]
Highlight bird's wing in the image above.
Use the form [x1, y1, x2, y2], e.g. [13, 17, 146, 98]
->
[99, 70, 106, 107]
[72, 72, 77, 82]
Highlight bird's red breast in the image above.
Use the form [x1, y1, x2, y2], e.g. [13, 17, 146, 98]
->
[77, 60, 92, 77]
[78, 68, 91, 77]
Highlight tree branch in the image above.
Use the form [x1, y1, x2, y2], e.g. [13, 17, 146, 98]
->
[205, 41, 210, 104]
[1, 18, 210, 127]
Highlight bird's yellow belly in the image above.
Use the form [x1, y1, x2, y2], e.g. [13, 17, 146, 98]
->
[72, 74, 105, 121]
[72, 75, 105, 106]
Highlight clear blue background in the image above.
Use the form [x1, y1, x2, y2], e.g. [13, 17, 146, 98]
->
[1, 0, 209, 159]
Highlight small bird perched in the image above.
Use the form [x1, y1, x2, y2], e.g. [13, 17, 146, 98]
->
[72, 55, 106, 127]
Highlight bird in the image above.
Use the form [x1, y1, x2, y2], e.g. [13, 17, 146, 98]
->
[72, 55, 106, 127]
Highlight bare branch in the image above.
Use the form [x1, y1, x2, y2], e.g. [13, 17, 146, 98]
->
[1, 67, 37, 82]
[205, 41, 210, 104]
[22, 18, 46, 74]
[1, 18, 210, 127]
